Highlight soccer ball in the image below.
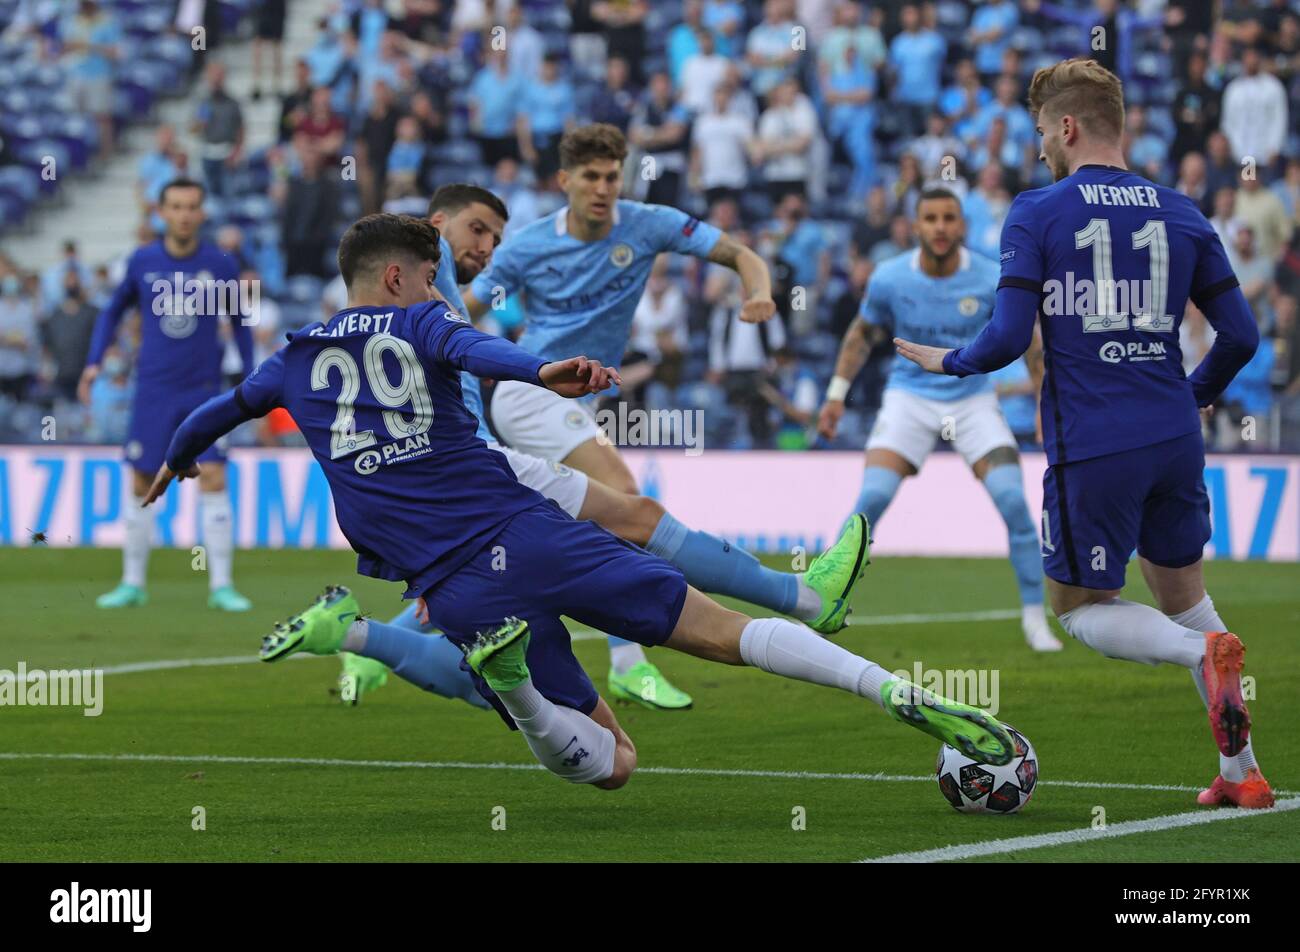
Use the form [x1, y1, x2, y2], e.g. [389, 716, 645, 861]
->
[935, 725, 1038, 814]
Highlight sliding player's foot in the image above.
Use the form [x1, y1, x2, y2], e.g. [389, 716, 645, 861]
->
[1197, 768, 1275, 809]
[260, 585, 358, 661]
[1202, 631, 1251, 756]
[465, 616, 531, 693]
[880, 678, 1016, 766]
[608, 661, 693, 710]
[1022, 604, 1063, 652]
[208, 585, 252, 612]
[804, 514, 871, 634]
[95, 583, 147, 608]
[338, 652, 389, 705]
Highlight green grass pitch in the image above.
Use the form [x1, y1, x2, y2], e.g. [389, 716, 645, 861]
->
[2, 545, 1296, 862]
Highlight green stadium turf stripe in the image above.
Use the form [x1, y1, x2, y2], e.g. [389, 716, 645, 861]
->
[0, 752, 1292, 799]
[860, 797, 1300, 863]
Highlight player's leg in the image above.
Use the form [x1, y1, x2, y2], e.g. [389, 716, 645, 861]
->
[194, 462, 249, 611]
[97, 410, 163, 607]
[1134, 438, 1272, 807]
[961, 395, 1059, 651]
[460, 616, 631, 788]
[659, 586, 1016, 764]
[549, 509, 1015, 765]
[849, 389, 928, 526]
[576, 477, 863, 633]
[340, 601, 488, 709]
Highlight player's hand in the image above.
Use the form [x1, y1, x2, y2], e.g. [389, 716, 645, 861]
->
[141, 462, 200, 507]
[817, 400, 845, 440]
[77, 365, 99, 405]
[740, 295, 776, 323]
[1200, 404, 1215, 426]
[893, 338, 952, 375]
[539, 356, 622, 398]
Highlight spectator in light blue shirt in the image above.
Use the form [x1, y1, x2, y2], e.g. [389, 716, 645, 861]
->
[940, 59, 993, 142]
[888, 4, 946, 138]
[968, 76, 1035, 156]
[518, 55, 576, 174]
[1125, 105, 1170, 184]
[88, 347, 134, 444]
[822, 43, 879, 199]
[469, 49, 521, 139]
[967, 0, 1018, 80]
[668, 0, 704, 84]
[703, 0, 745, 59]
[746, 0, 800, 99]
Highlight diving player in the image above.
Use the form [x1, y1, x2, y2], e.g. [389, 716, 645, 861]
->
[895, 59, 1272, 808]
[146, 213, 1018, 790]
[459, 126, 848, 702]
[818, 188, 1061, 652]
[334, 184, 869, 710]
[79, 178, 253, 611]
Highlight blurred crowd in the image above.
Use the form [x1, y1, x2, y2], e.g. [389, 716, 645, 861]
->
[2, 0, 1300, 452]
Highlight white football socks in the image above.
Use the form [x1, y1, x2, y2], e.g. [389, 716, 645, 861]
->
[495, 678, 616, 784]
[200, 491, 234, 591]
[1057, 597, 1204, 668]
[738, 617, 894, 708]
[122, 496, 152, 587]
[791, 578, 824, 622]
[1166, 594, 1258, 783]
[342, 618, 369, 653]
[608, 640, 646, 675]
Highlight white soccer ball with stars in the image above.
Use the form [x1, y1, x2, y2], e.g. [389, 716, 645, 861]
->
[935, 724, 1037, 814]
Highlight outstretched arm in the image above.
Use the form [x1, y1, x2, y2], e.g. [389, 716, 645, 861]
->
[707, 232, 776, 324]
[436, 319, 620, 397]
[143, 390, 256, 506]
[895, 284, 1039, 376]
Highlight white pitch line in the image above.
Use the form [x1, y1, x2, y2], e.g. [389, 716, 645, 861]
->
[862, 797, 1300, 863]
[2, 607, 1026, 683]
[0, 752, 1292, 799]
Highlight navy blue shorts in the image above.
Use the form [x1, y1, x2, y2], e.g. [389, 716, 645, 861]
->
[1041, 431, 1211, 590]
[419, 501, 689, 729]
[126, 387, 227, 474]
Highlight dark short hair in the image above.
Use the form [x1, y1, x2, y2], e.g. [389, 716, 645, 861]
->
[427, 183, 509, 222]
[559, 123, 628, 170]
[917, 187, 963, 211]
[337, 214, 441, 288]
[159, 177, 206, 204]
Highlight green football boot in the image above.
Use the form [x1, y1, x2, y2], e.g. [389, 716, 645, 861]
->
[804, 513, 871, 634]
[95, 583, 147, 608]
[880, 678, 1016, 766]
[260, 585, 359, 662]
[464, 616, 531, 694]
[208, 585, 252, 612]
[337, 652, 390, 705]
[608, 660, 693, 710]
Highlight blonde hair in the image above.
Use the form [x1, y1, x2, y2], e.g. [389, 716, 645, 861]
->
[1027, 57, 1125, 141]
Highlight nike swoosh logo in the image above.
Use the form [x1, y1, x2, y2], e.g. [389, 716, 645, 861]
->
[338, 612, 358, 624]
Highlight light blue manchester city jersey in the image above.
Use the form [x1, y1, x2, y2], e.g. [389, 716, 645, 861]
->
[469, 200, 722, 394]
[859, 247, 998, 401]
